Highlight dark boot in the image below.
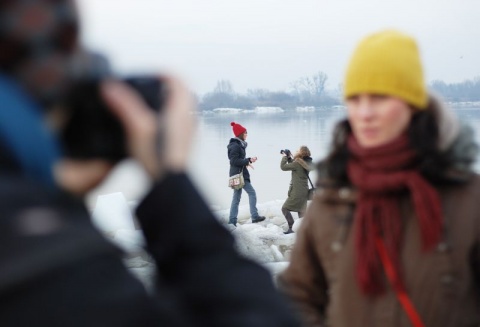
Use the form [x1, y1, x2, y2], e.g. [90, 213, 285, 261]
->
[252, 216, 266, 223]
[283, 227, 294, 234]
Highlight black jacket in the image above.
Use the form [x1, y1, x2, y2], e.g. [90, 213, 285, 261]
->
[227, 138, 251, 181]
[0, 173, 300, 327]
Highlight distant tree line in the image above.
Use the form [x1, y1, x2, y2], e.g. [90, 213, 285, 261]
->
[429, 77, 480, 102]
[198, 71, 340, 111]
[197, 74, 480, 110]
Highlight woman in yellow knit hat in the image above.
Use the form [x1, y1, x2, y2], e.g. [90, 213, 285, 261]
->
[278, 30, 480, 327]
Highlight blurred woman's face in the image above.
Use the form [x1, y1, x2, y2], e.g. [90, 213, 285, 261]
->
[346, 94, 413, 148]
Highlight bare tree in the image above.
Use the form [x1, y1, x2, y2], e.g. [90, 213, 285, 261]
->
[311, 71, 327, 96]
[290, 77, 312, 95]
[429, 77, 480, 102]
[214, 79, 234, 95]
[246, 88, 270, 101]
[290, 71, 328, 96]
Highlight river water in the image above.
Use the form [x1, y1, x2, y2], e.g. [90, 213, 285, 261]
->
[87, 105, 480, 211]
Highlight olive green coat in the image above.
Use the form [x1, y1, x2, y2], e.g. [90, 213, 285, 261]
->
[280, 157, 313, 212]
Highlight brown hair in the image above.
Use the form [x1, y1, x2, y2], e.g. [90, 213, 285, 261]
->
[294, 146, 311, 159]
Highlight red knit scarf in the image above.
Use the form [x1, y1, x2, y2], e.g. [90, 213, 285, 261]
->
[347, 134, 443, 296]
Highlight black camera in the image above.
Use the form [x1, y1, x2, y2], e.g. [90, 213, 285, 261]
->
[280, 149, 292, 157]
[61, 76, 167, 162]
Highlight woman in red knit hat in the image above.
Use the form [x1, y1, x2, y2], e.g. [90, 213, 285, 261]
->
[227, 122, 266, 226]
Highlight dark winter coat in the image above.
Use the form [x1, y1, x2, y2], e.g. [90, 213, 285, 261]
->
[228, 138, 251, 181]
[0, 173, 301, 327]
[280, 156, 313, 212]
[278, 106, 480, 326]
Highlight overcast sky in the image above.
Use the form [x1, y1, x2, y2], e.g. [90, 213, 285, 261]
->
[76, 0, 480, 95]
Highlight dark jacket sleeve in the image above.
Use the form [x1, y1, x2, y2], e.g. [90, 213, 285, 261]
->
[228, 143, 250, 168]
[136, 173, 301, 327]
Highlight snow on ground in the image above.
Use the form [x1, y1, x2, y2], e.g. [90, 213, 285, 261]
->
[448, 101, 480, 107]
[295, 106, 315, 112]
[91, 193, 303, 289]
[254, 106, 284, 113]
[211, 107, 286, 114]
[212, 108, 245, 114]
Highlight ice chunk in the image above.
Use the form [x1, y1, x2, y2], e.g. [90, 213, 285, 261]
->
[91, 192, 136, 234]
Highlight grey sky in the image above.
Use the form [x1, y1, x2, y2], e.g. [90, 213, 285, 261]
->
[77, 0, 480, 95]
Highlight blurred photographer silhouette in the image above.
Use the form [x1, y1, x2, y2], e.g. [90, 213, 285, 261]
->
[0, 1, 300, 326]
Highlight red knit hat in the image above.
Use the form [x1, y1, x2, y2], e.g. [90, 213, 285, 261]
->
[231, 122, 247, 137]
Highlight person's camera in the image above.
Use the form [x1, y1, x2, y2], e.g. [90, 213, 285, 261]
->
[280, 149, 292, 157]
[60, 75, 167, 162]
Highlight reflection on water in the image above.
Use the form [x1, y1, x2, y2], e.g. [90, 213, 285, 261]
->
[189, 107, 480, 210]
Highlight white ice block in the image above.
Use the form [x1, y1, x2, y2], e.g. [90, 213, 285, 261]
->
[92, 192, 136, 234]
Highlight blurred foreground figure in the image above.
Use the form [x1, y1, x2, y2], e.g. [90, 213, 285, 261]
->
[0, 1, 300, 326]
[279, 30, 480, 326]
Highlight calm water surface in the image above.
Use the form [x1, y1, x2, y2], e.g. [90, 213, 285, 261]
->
[189, 106, 480, 210]
[87, 107, 480, 211]
[190, 109, 343, 210]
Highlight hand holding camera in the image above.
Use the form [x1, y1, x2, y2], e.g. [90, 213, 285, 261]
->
[62, 76, 166, 162]
[101, 76, 197, 179]
[56, 75, 196, 194]
[280, 149, 292, 158]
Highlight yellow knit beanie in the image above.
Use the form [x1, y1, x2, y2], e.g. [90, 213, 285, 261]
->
[344, 30, 428, 109]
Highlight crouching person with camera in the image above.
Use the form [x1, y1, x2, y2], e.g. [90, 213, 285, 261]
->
[0, 1, 300, 326]
[280, 146, 313, 234]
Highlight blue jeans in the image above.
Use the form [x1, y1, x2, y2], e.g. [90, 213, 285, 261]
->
[229, 181, 259, 225]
